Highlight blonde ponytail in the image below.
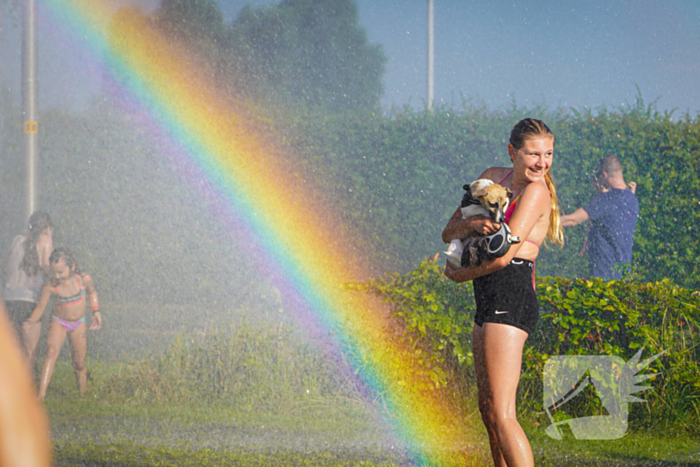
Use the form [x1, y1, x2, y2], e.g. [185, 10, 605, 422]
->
[544, 172, 564, 247]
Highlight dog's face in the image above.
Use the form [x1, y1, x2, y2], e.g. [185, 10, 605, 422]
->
[470, 183, 512, 223]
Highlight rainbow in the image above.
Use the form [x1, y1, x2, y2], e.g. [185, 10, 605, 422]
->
[41, 1, 475, 463]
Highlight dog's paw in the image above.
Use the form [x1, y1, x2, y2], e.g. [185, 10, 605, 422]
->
[445, 252, 462, 269]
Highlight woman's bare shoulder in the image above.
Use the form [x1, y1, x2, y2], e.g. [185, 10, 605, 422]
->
[521, 180, 552, 210]
[478, 167, 512, 183]
[524, 179, 550, 196]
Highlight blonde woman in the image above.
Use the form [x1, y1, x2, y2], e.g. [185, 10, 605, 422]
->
[443, 118, 564, 467]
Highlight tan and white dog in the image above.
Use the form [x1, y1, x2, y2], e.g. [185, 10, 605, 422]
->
[445, 179, 517, 268]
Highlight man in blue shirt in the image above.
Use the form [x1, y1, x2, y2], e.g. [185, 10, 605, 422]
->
[562, 155, 639, 279]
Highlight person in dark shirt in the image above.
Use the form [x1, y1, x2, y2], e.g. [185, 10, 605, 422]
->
[562, 155, 639, 279]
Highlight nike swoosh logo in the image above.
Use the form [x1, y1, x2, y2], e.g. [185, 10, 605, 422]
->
[495, 310, 508, 314]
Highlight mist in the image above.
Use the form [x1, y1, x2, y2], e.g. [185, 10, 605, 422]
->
[0, 1, 698, 465]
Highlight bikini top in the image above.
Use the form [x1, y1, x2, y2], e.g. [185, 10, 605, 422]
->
[504, 196, 520, 224]
[500, 170, 518, 224]
[499, 170, 540, 249]
[54, 274, 86, 307]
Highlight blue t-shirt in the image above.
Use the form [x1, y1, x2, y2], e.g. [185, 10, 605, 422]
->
[584, 189, 639, 279]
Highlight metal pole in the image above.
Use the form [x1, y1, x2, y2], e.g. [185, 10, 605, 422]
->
[22, 0, 38, 219]
[427, 0, 434, 111]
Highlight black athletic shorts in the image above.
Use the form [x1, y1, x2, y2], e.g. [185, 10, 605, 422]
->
[473, 258, 538, 334]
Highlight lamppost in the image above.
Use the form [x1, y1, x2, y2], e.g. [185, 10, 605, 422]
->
[22, 0, 38, 219]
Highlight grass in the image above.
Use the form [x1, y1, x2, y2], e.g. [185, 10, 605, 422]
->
[45, 367, 700, 466]
[53, 443, 409, 467]
[530, 427, 700, 466]
[41, 302, 700, 466]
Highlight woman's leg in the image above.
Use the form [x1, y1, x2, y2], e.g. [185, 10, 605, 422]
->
[473, 323, 507, 467]
[68, 322, 88, 394]
[37, 319, 67, 400]
[481, 322, 533, 467]
[6, 301, 40, 370]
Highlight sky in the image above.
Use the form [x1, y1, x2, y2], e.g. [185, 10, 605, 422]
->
[1, 0, 700, 116]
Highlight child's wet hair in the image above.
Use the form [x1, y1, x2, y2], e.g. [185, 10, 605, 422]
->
[50, 248, 81, 274]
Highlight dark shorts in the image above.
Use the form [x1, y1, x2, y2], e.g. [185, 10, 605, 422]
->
[473, 258, 538, 335]
[5, 300, 35, 349]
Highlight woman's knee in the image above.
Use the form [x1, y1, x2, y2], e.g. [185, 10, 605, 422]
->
[487, 407, 518, 431]
[71, 358, 85, 372]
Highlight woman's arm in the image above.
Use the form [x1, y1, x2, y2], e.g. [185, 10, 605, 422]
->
[444, 254, 510, 283]
[36, 234, 52, 276]
[444, 181, 550, 283]
[84, 274, 101, 331]
[442, 208, 501, 243]
[25, 284, 51, 324]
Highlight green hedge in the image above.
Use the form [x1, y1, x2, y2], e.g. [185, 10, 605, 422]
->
[4, 96, 696, 304]
[285, 98, 700, 288]
[542, 102, 700, 286]
[285, 104, 551, 278]
[353, 259, 700, 431]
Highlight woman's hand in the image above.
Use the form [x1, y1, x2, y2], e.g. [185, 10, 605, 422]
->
[443, 214, 501, 244]
[444, 261, 471, 283]
[470, 216, 501, 235]
[22, 319, 39, 331]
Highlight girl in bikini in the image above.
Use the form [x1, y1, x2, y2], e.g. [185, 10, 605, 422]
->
[443, 118, 564, 467]
[25, 248, 101, 400]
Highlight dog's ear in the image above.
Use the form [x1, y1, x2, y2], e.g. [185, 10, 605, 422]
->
[506, 188, 513, 199]
[462, 184, 472, 194]
[471, 187, 488, 199]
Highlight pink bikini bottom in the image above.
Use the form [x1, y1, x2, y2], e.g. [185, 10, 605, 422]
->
[52, 314, 85, 333]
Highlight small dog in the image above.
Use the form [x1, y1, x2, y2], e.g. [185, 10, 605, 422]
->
[445, 179, 519, 268]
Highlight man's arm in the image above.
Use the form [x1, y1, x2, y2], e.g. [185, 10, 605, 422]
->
[561, 208, 590, 227]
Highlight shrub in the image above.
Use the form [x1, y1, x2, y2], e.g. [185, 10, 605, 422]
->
[525, 275, 700, 431]
[356, 260, 700, 431]
[346, 258, 475, 391]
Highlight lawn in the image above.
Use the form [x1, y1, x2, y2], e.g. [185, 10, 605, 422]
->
[40, 302, 700, 466]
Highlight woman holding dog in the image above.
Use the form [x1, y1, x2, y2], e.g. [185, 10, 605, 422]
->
[443, 118, 564, 467]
